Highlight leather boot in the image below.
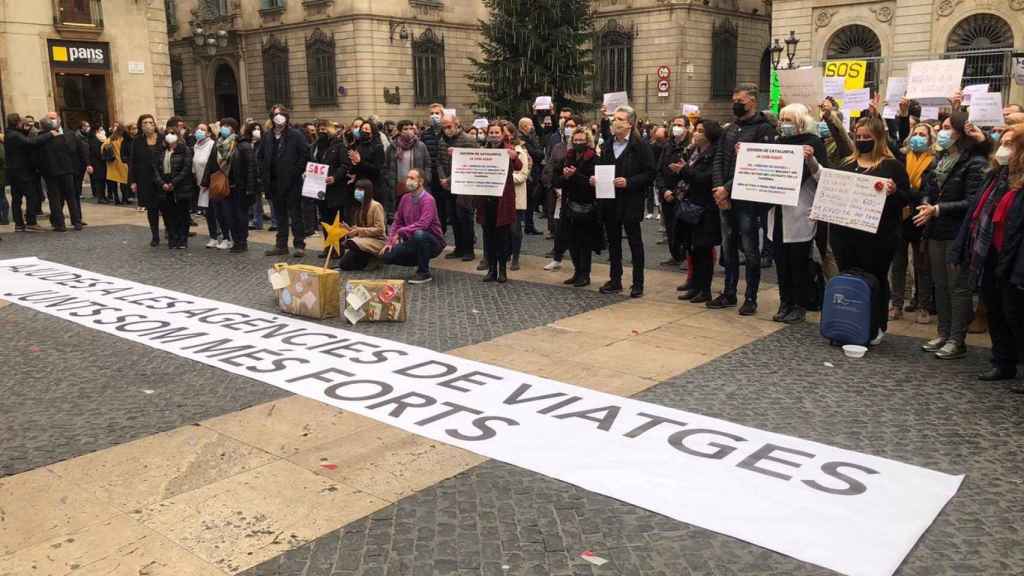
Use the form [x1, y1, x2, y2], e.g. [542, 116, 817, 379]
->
[482, 261, 497, 283]
[497, 260, 508, 283]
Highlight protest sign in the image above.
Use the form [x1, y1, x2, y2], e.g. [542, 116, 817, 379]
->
[731, 143, 804, 207]
[472, 118, 489, 130]
[823, 77, 846, 99]
[968, 92, 1004, 127]
[450, 149, 511, 197]
[603, 91, 629, 111]
[595, 165, 616, 199]
[777, 68, 821, 111]
[824, 60, 867, 92]
[810, 168, 888, 234]
[682, 104, 700, 115]
[301, 162, 329, 200]
[842, 88, 871, 114]
[882, 77, 907, 119]
[961, 84, 988, 105]
[533, 96, 553, 110]
[920, 106, 939, 121]
[0, 257, 965, 576]
[443, 108, 457, 119]
[1015, 55, 1024, 86]
[906, 59, 965, 102]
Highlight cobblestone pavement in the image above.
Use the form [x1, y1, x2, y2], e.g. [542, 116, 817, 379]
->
[0, 225, 620, 477]
[241, 323, 1024, 576]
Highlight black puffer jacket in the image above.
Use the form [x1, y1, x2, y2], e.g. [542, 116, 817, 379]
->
[712, 112, 778, 194]
[921, 149, 989, 240]
[153, 143, 194, 203]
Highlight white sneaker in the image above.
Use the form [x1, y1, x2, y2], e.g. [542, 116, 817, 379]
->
[543, 260, 561, 271]
[644, 213, 654, 220]
[869, 329, 885, 346]
[217, 239, 233, 250]
[205, 238, 219, 249]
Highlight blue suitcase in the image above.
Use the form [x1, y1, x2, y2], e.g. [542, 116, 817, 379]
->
[820, 271, 879, 346]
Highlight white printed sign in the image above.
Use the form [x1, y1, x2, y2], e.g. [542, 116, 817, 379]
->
[1015, 56, 1024, 86]
[882, 77, 907, 119]
[810, 168, 888, 234]
[682, 104, 700, 115]
[920, 106, 940, 121]
[842, 88, 871, 115]
[533, 96, 553, 110]
[594, 164, 616, 199]
[731, 143, 804, 207]
[961, 84, 989, 105]
[301, 162, 329, 200]
[450, 148, 511, 197]
[823, 77, 846, 99]
[777, 68, 822, 112]
[0, 258, 964, 576]
[472, 118, 490, 130]
[968, 92, 1004, 127]
[603, 91, 629, 111]
[906, 59, 965, 102]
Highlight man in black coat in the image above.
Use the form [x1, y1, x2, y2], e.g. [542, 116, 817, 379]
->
[5, 113, 55, 231]
[38, 113, 84, 231]
[711, 83, 779, 316]
[593, 105, 656, 298]
[260, 105, 310, 257]
[421, 103, 446, 231]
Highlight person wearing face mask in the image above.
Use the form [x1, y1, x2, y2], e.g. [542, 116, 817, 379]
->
[260, 105, 310, 257]
[82, 121, 108, 204]
[192, 123, 225, 249]
[891, 122, 937, 324]
[381, 168, 444, 283]
[420, 104, 447, 230]
[382, 119, 432, 223]
[311, 120, 351, 258]
[591, 105, 656, 298]
[913, 111, 992, 359]
[767, 104, 830, 324]
[345, 117, 384, 225]
[102, 126, 129, 206]
[659, 116, 691, 268]
[129, 114, 164, 242]
[710, 84, 779, 315]
[474, 121, 524, 282]
[516, 117, 544, 237]
[830, 116, 912, 345]
[154, 119, 194, 249]
[246, 122, 266, 230]
[540, 116, 580, 271]
[949, 127, 1023, 383]
[437, 113, 479, 262]
[334, 179, 386, 271]
[201, 118, 255, 253]
[675, 119, 723, 303]
[558, 126, 599, 287]
[38, 112, 85, 232]
[4, 113, 56, 232]
[506, 121, 534, 271]
[646, 126, 669, 222]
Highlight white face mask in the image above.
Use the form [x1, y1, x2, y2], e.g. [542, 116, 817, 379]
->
[564, 127, 573, 137]
[252, 129, 261, 140]
[165, 133, 178, 145]
[995, 145, 1012, 166]
[273, 114, 287, 127]
[406, 178, 419, 191]
[671, 126, 685, 138]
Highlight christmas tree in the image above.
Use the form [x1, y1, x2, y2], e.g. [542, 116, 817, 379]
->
[469, 0, 594, 119]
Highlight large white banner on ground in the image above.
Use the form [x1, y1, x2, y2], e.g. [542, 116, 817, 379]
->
[0, 257, 963, 576]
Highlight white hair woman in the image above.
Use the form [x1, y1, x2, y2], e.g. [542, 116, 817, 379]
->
[769, 103, 830, 324]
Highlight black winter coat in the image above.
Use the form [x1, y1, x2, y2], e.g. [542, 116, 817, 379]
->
[154, 143, 194, 203]
[87, 134, 106, 180]
[259, 126, 309, 200]
[4, 129, 51, 183]
[312, 136, 351, 209]
[201, 139, 258, 199]
[128, 135, 163, 207]
[921, 149, 989, 240]
[347, 135, 385, 213]
[597, 133, 656, 224]
[678, 145, 721, 248]
[39, 132, 84, 177]
[658, 138, 690, 197]
[712, 112, 778, 195]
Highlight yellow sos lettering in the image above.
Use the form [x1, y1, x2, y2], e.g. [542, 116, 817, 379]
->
[824, 60, 866, 91]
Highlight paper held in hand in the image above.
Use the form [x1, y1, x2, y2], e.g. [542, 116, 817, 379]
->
[882, 77, 908, 119]
[810, 168, 888, 234]
[533, 96, 553, 110]
[301, 162, 329, 200]
[967, 92, 1004, 127]
[594, 165, 616, 200]
[776, 68, 821, 112]
[603, 92, 629, 111]
[906, 59, 966, 102]
[730, 143, 804, 207]
[450, 148, 511, 197]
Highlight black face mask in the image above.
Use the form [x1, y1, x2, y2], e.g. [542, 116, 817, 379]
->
[573, 144, 587, 153]
[855, 140, 875, 154]
[317, 132, 328, 141]
[732, 101, 748, 118]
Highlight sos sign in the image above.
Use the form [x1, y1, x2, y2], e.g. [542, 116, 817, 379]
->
[824, 60, 867, 91]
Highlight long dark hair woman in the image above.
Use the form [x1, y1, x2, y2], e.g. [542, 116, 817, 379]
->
[912, 110, 993, 359]
[559, 126, 599, 287]
[476, 120, 523, 283]
[201, 118, 255, 253]
[676, 118, 723, 303]
[337, 178, 387, 271]
[155, 119, 194, 249]
[830, 116, 912, 345]
[127, 114, 164, 245]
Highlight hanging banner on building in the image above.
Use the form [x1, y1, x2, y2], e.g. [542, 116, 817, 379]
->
[0, 257, 964, 576]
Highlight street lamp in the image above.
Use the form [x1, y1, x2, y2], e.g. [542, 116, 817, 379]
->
[784, 30, 799, 69]
[770, 38, 784, 70]
[190, 21, 232, 57]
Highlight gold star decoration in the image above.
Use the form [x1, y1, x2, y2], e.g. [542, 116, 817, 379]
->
[320, 213, 349, 263]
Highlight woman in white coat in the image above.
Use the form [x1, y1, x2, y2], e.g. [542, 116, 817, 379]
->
[769, 103, 830, 324]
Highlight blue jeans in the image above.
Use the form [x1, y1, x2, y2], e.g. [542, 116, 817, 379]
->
[384, 230, 443, 274]
[249, 196, 264, 228]
[720, 200, 761, 301]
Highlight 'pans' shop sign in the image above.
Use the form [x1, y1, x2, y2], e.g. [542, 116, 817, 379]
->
[48, 40, 110, 69]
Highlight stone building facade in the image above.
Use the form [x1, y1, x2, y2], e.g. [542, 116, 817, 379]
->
[771, 0, 1023, 104]
[0, 0, 173, 128]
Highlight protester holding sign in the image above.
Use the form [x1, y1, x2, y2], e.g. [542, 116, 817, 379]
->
[438, 113, 479, 263]
[769, 104, 829, 324]
[311, 120, 351, 258]
[829, 116, 911, 343]
[476, 121, 523, 283]
[558, 127, 600, 288]
[912, 111, 992, 359]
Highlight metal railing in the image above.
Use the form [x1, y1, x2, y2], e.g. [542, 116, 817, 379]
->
[941, 48, 1015, 100]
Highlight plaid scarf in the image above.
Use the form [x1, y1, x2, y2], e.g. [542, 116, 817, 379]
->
[968, 174, 1006, 286]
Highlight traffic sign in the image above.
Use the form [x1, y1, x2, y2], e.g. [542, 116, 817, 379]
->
[657, 65, 671, 80]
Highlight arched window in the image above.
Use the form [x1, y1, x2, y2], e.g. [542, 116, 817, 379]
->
[170, 56, 186, 116]
[412, 28, 445, 105]
[595, 20, 633, 98]
[945, 14, 1014, 95]
[262, 36, 291, 109]
[306, 28, 336, 106]
[711, 19, 738, 99]
[826, 25, 882, 94]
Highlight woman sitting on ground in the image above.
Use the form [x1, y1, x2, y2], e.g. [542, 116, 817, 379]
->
[335, 178, 387, 271]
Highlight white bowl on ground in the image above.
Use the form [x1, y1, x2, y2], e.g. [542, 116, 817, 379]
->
[842, 344, 867, 358]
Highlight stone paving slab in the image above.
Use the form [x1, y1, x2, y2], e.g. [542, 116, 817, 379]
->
[0, 225, 620, 478]
[240, 323, 1024, 576]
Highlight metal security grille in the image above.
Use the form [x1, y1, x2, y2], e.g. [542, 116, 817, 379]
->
[825, 25, 882, 95]
[711, 19, 738, 99]
[306, 28, 337, 106]
[262, 37, 291, 109]
[594, 20, 633, 98]
[412, 28, 446, 105]
[943, 14, 1015, 100]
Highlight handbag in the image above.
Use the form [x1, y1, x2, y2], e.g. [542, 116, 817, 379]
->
[208, 170, 230, 201]
[674, 198, 704, 225]
[568, 200, 595, 224]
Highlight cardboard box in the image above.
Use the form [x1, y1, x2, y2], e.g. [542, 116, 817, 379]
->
[270, 263, 341, 319]
[344, 279, 407, 324]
